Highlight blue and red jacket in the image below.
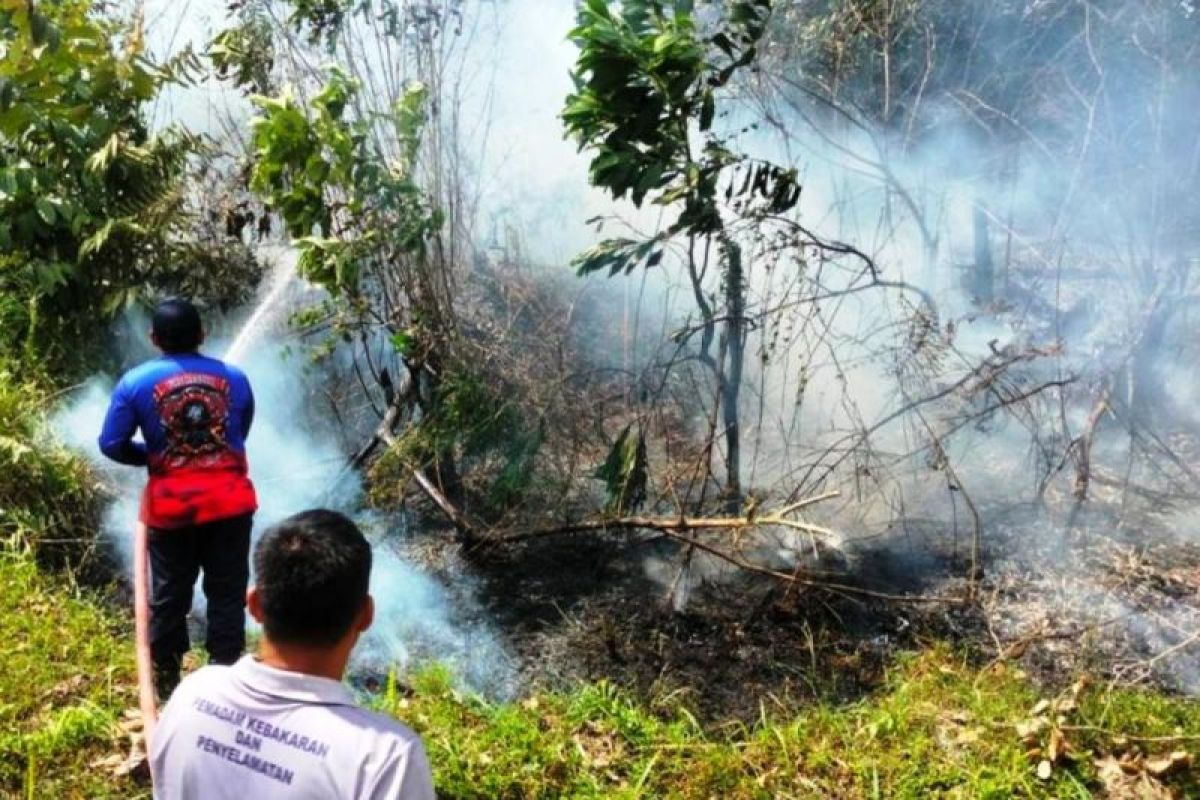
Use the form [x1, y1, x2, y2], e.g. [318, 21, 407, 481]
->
[99, 352, 258, 529]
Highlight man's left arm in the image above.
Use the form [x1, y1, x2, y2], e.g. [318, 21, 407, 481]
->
[237, 372, 254, 441]
[98, 379, 148, 466]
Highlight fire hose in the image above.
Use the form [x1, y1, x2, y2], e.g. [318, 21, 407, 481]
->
[129, 457, 355, 760]
[133, 521, 157, 753]
[129, 466, 352, 759]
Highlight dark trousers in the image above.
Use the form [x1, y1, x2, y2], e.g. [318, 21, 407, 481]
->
[148, 514, 252, 687]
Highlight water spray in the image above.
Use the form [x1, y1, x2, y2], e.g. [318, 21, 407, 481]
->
[130, 255, 297, 752]
[120, 249, 514, 757]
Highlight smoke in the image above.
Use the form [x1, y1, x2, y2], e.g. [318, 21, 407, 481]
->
[708, 1, 1200, 687]
[459, 4, 1200, 697]
[53, 249, 514, 696]
[123, 0, 1200, 687]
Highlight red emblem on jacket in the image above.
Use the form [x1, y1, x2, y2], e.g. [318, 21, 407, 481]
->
[142, 373, 257, 529]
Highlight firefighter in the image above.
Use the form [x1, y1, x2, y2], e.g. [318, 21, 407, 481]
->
[99, 297, 258, 699]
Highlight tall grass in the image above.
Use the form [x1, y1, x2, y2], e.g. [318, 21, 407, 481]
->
[0, 366, 105, 577]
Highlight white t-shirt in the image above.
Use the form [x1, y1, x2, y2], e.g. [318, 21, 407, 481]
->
[150, 656, 435, 800]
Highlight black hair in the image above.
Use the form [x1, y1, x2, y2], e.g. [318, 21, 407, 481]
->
[152, 297, 203, 353]
[253, 509, 373, 648]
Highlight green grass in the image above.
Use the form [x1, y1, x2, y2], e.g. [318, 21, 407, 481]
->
[379, 651, 1200, 799]
[0, 352, 1195, 798]
[0, 553, 141, 799]
[2, 541, 1197, 799]
[0, 359, 143, 798]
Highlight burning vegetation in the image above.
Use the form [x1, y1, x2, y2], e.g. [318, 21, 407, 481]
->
[3, 0, 1200, 796]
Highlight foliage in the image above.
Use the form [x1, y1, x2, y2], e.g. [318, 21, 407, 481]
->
[249, 68, 440, 296]
[0, 353, 136, 798]
[382, 648, 1200, 799]
[247, 62, 454, 454]
[563, 0, 804, 505]
[0, 0, 240, 368]
[239, 4, 565, 519]
[593, 422, 648, 514]
[563, 0, 797, 274]
[0, 366, 104, 572]
[209, 11, 275, 94]
[487, 423, 545, 511]
[367, 370, 544, 514]
[286, 0, 355, 45]
[0, 553, 139, 799]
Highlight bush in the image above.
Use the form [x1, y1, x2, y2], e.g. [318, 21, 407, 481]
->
[367, 368, 543, 518]
[0, 366, 105, 576]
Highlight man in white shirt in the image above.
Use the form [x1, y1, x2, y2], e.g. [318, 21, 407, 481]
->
[150, 509, 436, 799]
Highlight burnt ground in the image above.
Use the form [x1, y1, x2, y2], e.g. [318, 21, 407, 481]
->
[395, 497, 1200, 722]
[980, 501, 1200, 693]
[399, 527, 983, 720]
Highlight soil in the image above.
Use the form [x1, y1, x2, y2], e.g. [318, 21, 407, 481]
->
[402, 525, 984, 721]
[399, 495, 1200, 723]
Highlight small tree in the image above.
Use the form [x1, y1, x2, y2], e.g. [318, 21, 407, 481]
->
[562, 0, 799, 508]
[229, 0, 551, 527]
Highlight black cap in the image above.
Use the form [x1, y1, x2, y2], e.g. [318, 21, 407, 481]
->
[152, 298, 202, 353]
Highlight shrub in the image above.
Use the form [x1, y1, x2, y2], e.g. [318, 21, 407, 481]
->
[0, 366, 105, 576]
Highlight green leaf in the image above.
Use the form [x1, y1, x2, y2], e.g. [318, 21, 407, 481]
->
[593, 422, 648, 514]
[699, 90, 715, 131]
[572, 237, 637, 277]
[390, 329, 416, 356]
[0, 435, 34, 464]
[78, 219, 116, 260]
[711, 32, 734, 57]
[34, 198, 56, 225]
[29, 11, 53, 46]
[585, 0, 612, 22]
[653, 32, 676, 53]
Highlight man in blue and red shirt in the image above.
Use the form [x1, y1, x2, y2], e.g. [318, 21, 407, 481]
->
[99, 298, 258, 698]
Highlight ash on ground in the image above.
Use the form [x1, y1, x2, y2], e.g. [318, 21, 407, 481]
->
[394, 497, 1200, 721]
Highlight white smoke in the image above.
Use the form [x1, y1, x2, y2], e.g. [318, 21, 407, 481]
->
[53, 249, 514, 695]
[119, 0, 1200, 688]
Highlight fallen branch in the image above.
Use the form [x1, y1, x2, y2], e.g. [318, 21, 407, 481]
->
[1112, 629, 1200, 686]
[409, 467, 480, 544]
[649, 527, 962, 604]
[491, 492, 960, 603]
[370, 421, 482, 545]
[355, 439, 958, 603]
[497, 491, 843, 544]
[350, 367, 416, 468]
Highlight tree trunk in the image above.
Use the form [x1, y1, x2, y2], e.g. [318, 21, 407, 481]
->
[720, 237, 744, 511]
[416, 352, 466, 514]
[973, 203, 994, 304]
